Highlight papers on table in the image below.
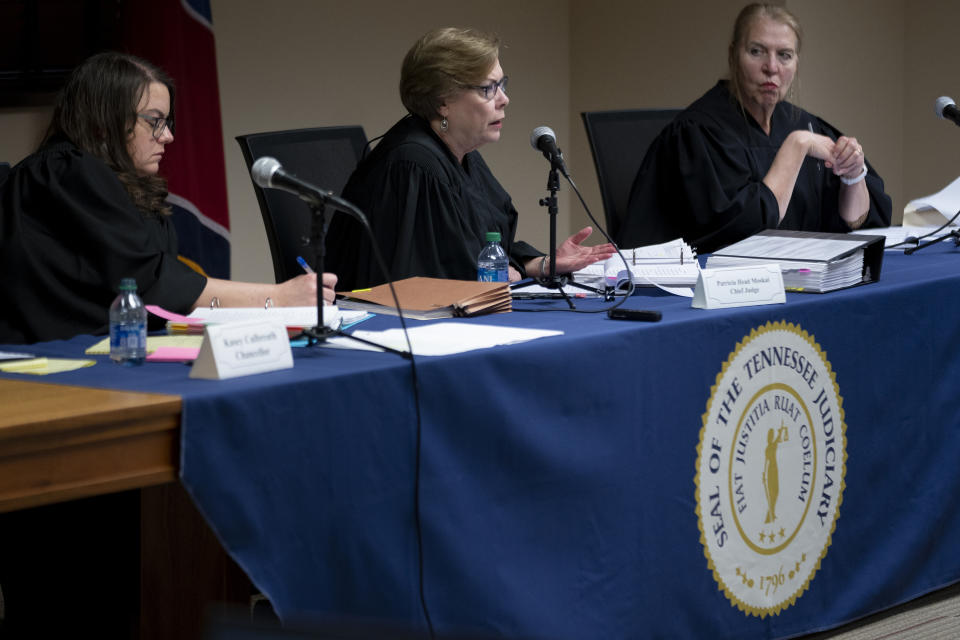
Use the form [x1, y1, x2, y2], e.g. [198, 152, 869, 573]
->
[326, 322, 563, 356]
[147, 305, 368, 335]
[851, 225, 955, 249]
[510, 282, 603, 299]
[705, 230, 884, 293]
[572, 238, 699, 297]
[0, 358, 96, 375]
[903, 176, 960, 226]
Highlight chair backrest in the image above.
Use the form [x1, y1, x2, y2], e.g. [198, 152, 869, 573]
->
[236, 126, 368, 283]
[581, 109, 681, 239]
[0, 162, 10, 186]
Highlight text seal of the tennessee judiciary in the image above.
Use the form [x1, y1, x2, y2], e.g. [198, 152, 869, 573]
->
[695, 321, 846, 617]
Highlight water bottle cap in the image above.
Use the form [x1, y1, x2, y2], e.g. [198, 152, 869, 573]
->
[485, 231, 502, 242]
[118, 277, 138, 291]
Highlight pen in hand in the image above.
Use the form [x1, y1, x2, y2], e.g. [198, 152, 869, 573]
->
[296, 256, 315, 274]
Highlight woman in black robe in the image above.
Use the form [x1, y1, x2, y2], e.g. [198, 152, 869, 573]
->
[0, 52, 337, 344]
[620, 3, 891, 254]
[326, 27, 614, 291]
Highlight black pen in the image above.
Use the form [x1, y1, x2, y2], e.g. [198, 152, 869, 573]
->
[808, 122, 821, 174]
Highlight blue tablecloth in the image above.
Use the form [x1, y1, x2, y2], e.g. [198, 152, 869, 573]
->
[8, 244, 960, 639]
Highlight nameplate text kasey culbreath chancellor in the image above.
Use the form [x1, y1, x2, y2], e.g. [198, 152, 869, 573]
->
[692, 264, 786, 309]
[190, 319, 293, 380]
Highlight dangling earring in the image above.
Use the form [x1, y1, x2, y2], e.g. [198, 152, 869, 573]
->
[440, 117, 449, 131]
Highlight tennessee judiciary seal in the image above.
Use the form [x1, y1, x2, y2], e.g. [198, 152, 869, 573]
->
[695, 321, 846, 617]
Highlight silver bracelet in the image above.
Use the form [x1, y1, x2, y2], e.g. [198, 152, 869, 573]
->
[539, 256, 548, 278]
[840, 164, 868, 186]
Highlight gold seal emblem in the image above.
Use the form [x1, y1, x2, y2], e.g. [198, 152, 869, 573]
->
[695, 321, 846, 616]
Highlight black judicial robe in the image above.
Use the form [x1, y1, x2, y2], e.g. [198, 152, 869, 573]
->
[0, 139, 207, 344]
[326, 115, 542, 291]
[620, 81, 892, 254]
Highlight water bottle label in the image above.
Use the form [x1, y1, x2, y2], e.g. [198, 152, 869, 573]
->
[110, 322, 146, 358]
[478, 267, 508, 282]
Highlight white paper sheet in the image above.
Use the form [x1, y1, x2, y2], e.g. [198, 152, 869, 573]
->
[903, 176, 960, 226]
[325, 322, 563, 356]
[851, 225, 954, 249]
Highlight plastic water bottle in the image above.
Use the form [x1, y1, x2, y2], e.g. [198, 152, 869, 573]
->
[477, 231, 509, 282]
[109, 278, 147, 366]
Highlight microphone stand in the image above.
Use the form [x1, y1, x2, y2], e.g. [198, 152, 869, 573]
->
[301, 197, 410, 358]
[511, 159, 606, 308]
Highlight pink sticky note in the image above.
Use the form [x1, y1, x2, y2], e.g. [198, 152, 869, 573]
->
[146, 346, 201, 362]
[146, 305, 194, 323]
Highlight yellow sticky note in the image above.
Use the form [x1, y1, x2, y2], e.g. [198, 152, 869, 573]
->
[85, 335, 204, 355]
[0, 358, 96, 375]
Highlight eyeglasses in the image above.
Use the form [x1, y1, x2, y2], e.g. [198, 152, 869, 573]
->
[463, 76, 509, 100]
[137, 113, 175, 140]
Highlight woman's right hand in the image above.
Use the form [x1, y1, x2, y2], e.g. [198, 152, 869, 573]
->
[276, 272, 338, 306]
[803, 131, 837, 166]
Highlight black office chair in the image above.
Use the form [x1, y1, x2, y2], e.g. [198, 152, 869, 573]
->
[0, 162, 11, 186]
[236, 126, 368, 283]
[581, 109, 681, 240]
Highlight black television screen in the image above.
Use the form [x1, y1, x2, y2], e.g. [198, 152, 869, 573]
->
[0, 0, 121, 105]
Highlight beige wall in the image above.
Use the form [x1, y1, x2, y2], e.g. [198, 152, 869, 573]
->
[1, 1, 955, 284]
[904, 2, 960, 204]
[0, 106, 53, 160]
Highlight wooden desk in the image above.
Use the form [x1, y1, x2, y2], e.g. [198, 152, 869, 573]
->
[0, 378, 180, 512]
[0, 378, 247, 638]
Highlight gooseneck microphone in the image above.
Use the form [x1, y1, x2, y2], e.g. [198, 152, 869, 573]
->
[530, 126, 569, 177]
[253, 156, 334, 207]
[251, 156, 367, 224]
[935, 96, 960, 127]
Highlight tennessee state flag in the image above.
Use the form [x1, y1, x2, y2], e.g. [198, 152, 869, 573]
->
[122, 0, 231, 278]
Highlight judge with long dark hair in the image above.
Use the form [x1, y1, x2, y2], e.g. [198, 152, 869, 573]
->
[0, 51, 336, 344]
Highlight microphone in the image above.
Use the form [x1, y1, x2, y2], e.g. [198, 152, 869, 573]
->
[251, 156, 364, 220]
[935, 96, 960, 127]
[530, 126, 569, 176]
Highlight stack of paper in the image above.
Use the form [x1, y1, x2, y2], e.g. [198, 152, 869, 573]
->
[149, 305, 366, 335]
[574, 238, 699, 290]
[903, 176, 960, 227]
[705, 230, 885, 293]
[326, 322, 562, 356]
[339, 277, 511, 320]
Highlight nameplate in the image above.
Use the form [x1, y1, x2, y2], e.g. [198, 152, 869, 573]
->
[189, 319, 293, 380]
[692, 264, 785, 309]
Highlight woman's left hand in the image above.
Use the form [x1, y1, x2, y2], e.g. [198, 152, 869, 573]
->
[552, 226, 616, 274]
[831, 136, 865, 181]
